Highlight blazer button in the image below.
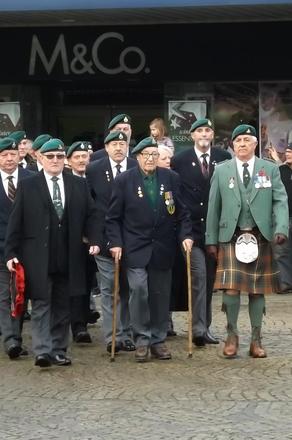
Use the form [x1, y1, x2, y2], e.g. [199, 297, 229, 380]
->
[45, 226, 49, 230]
[200, 202, 204, 206]
[44, 243, 47, 247]
[200, 218, 204, 222]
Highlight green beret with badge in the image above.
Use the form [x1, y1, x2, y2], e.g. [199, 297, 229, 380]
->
[131, 137, 158, 155]
[104, 131, 128, 144]
[40, 138, 65, 153]
[231, 124, 257, 141]
[32, 134, 52, 151]
[0, 137, 18, 152]
[66, 141, 89, 158]
[189, 118, 213, 133]
[8, 130, 27, 145]
[108, 114, 131, 130]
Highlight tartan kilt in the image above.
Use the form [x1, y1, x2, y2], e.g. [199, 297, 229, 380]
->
[214, 237, 279, 294]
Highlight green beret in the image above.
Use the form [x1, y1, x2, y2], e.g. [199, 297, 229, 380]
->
[32, 134, 52, 151]
[131, 137, 157, 155]
[285, 143, 292, 150]
[39, 138, 65, 154]
[232, 124, 257, 141]
[190, 118, 213, 133]
[66, 141, 89, 158]
[108, 114, 131, 130]
[104, 131, 128, 144]
[8, 130, 26, 144]
[0, 137, 18, 153]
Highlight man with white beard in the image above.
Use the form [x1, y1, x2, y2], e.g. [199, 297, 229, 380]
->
[171, 118, 231, 347]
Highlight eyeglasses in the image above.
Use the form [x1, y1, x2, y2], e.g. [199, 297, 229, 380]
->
[140, 152, 160, 159]
[43, 154, 65, 160]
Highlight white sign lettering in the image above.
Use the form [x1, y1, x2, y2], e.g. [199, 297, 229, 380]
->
[29, 32, 148, 76]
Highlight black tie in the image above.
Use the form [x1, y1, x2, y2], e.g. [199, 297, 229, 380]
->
[201, 153, 209, 177]
[51, 176, 64, 220]
[116, 164, 122, 176]
[243, 163, 251, 188]
[7, 176, 16, 201]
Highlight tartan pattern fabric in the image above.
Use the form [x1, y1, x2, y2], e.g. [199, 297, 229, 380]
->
[7, 176, 16, 201]
[214, 238, 279, 294]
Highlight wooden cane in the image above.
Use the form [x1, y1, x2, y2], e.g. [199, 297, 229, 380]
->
[186, 249, 193, 358]
[110, 259, 120, 362]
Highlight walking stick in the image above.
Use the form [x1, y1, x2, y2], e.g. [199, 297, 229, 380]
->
[186, 249, 193, 358]
[110, 259, 120, 362]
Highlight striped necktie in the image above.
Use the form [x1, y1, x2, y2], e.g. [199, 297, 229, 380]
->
[7, 176, 16, 201]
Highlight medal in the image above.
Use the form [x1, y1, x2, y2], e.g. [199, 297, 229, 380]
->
[229, 177, 235, 189]
[160, 184, 165, 196]
[164, 191, 175, 214]
[137, 186, 143, 198]
[105, 170, 110, 182]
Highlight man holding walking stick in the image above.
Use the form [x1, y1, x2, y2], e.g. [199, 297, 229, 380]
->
[106, 137, 193, 363]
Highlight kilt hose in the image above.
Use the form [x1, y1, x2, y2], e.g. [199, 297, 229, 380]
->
[215, 235, 280, 294]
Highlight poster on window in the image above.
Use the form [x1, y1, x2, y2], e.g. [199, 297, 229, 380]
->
[0, 102, 21, 137]
[259, 82, 292, 160]
[168, 100, 207, 152]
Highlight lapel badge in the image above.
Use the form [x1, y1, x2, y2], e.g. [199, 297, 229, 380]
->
[228, 177, 235, 189]
[137, 186, 143, 198]
[164, 191, 175, 215]
[211, 160, 217, 167]
[192, 162, 196, 167]
[159, 183, 164, 195]
[105, 170, 111, 182]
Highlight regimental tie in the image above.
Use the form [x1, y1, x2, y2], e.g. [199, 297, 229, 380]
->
[242, 163, 251, 188]
[7, 176, 16, 201]
[115, 164, 122, 176]
[201, 153, 209, 178]
[51, 176, 64, 220]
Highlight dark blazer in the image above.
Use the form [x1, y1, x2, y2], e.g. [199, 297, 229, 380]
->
[5, 170, 99, 299]
[171, 146, 231, 246]
[0, 167, 33, 262]
[86, 156, 137, 254]
[90, 148, 107, 162]
[106, 166, 193, 269]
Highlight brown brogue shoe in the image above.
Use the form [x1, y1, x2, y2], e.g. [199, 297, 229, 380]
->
[223, 335, 238, 358]
[150, 343, 172, 360]
[249, 341, 267, 358]
[135, 345, 149, 363]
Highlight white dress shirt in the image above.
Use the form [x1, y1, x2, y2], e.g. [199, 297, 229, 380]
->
[236, 156, 255, 183]
[0, 168, 19, 197]
[194, 146, 211, 165]
[43, 171, 65, 207]
[109, 157, 127, 178]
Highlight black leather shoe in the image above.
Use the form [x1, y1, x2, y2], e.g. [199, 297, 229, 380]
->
[120, 339, 136, 351]
[35, 354, 51, 367]
[205, 330, 220, 344]
[135, 346, 149, 362]
[106, 341, 122, 354]
[167, 329, 177, 337]
[74, 331, 92, 343]
[20, 347, 29, 356]
[192, 336, 206, 347]
[23, 311, 31, 321]
[7, 344, 22, 359]
[87, 310, 100, 324]
[51, 354, 72, 366]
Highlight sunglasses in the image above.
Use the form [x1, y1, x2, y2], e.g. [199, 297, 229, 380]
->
[43, 154, 65, 160]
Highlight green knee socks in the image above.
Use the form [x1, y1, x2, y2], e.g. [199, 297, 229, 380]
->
[249, 294, 265, 341]
[222, 293, 240, 336]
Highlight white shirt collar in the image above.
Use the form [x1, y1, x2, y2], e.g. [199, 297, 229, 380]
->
[194, 146, 211, 162]
[109, 157, 127, 176]
[0, 168, 19, 181]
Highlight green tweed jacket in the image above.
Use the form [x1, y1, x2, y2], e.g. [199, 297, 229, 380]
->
[205, 157, 289, 244]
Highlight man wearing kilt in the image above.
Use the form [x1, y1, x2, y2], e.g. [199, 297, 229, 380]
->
[206, 124, 289, 358]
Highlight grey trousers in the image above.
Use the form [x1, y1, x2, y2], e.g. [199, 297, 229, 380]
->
[274, 218, 292, 290]
[188, 247, 216, 337]
[31, 274, 70, 357]
[95, 255, 131, 344]
[127, 267, 171, 347]
[0, 262, 22, 352]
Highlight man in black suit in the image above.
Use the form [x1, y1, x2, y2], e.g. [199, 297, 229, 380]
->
[171, 118, 231, 347]
[86, 131, 137, 353]
[5, 138, 99, 367]
[90, 113, 132, 161]
[0, 137, 32, 359]
[106, 137, 193, 362]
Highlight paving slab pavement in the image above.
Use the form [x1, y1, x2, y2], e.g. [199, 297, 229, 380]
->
[0, 293, 292, 440]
